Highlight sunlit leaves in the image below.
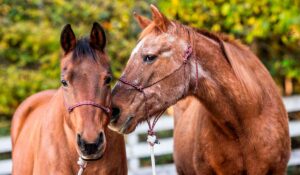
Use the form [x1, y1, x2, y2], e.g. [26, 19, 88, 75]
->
[0, 0, 300, 115]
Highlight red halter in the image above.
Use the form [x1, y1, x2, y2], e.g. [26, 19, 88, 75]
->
[67, 100, 111, 115]
[118, 45, 194, 136]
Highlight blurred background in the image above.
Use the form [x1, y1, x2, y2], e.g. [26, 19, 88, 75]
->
[0, 0, 299, 174]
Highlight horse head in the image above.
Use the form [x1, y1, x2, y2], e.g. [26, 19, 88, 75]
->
[110, 5, 193, 134]
[60, 23, 112, 160]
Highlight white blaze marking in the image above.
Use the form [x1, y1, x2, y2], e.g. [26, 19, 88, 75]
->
[131, 37, 147, 57]
[168, 36, 175, 43]
[133, 79, 139, 84]
[161, 50, 173, 58]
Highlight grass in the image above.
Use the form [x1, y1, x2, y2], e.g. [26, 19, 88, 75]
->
[0, 152, 11, 161]
[0, 115, 12, 161]
[292, 137, 300, 149]
[0, 115, 11, 137]
[138, 129, 173, 143]
[287, 165, 300, 175]
[289, 111, 300, 121]
[140, 154, 174, 167]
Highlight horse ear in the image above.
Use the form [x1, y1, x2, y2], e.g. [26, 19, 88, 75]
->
[60, 24, 76, 54]
[150, 4, 170, 32]
[90, 22, 106, 51]
[134, 12, 152, 29]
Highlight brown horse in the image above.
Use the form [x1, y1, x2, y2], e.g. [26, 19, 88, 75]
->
[109, 5, 290, 175]
[11, 23, 127, 174]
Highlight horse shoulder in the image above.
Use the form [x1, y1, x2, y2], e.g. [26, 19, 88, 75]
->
[11, 89, 56, 147]
[173, 97, 208, 174]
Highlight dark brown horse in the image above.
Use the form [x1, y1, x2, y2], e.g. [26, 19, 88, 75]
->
[11, 23, 127, 174]
[109, 5, 290, 175]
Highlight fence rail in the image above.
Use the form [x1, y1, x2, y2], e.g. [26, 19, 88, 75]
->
[1, 96, 300, 175]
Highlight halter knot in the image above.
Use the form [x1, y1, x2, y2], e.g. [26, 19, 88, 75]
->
[133, 85, 143, 92]
[147, 132, 159, 147]
[183, 45, 193, 63]
[148, 129, 155, 136]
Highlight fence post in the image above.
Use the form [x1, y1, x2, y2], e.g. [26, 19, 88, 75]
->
[127, 133, 140, 171]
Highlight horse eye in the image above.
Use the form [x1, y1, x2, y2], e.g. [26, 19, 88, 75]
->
[61, 80, 68, 87]
[104, 76, 112, 84]
[143, 55, 157, 63]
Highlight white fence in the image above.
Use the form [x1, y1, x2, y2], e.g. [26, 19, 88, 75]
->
[127, 116, 176, 175]
[1, 96, 300, 174]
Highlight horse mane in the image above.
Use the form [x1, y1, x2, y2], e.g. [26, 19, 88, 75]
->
[139, 21, 246, 50]
[139, 21, 272, 106]
[192, 26, 266, 101]
[139, 22, 160, 40]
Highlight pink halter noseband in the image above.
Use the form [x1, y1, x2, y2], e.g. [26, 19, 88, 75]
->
[67, 100, 111, 115]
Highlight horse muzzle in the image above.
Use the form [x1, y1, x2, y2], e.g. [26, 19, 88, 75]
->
[77, 132, 106, 160]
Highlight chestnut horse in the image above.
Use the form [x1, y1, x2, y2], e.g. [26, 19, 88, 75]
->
[11, 23, 127, 174]
[109, 5, 290, 175]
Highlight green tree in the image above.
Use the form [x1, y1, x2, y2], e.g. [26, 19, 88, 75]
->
[1, 0, 300, 116]
[158, 0, 300, 95]
[0, 0, 154, 115]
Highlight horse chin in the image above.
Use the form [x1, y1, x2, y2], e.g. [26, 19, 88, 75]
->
[108, 116, 138, 134]
[107, 124, 120, 133]
[119, 123, 136, 134]
[78, 145, 106, 161]
[121, 115, 140, 134]
[80, 151, 105, 161]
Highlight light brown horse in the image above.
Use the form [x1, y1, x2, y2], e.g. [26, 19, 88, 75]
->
[11, 23, 127, 174]
[109, 5, 290, 175]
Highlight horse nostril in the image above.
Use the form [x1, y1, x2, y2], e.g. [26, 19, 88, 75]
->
[96, 132, 104, 147]
[111, 107, 121, 123]
[84, 143, 99, 155]
[77, 134, 84, 148]
[77, 132, 105, 155]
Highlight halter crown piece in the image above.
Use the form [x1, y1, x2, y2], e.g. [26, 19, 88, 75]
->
[118, 45, 193, 175]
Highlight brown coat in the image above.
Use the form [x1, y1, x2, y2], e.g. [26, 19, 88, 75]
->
[110, 5, 290, 175]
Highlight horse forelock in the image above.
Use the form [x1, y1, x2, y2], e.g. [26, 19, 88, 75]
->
[71, 37, 110, 69]
[139, 22, 161, 40]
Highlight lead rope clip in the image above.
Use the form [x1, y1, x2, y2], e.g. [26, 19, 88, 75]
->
[77, 157, 87, 175]
[147, 131, 159, 175]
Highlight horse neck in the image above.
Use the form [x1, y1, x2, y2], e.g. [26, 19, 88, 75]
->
[187, 33, 265, 136]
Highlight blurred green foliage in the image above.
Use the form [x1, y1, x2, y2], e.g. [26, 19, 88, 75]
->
[1, 0, 300, 116]
[0, 0, 155, 115]
[159, 0, 300, 88]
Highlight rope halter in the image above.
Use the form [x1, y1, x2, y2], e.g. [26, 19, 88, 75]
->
[118, 45, 194, 175]
[65, 100, 111, 174]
